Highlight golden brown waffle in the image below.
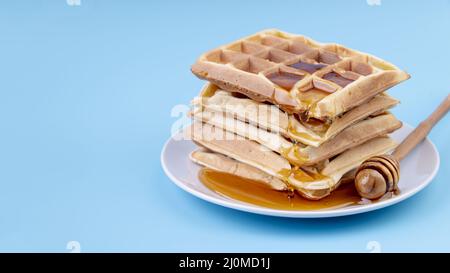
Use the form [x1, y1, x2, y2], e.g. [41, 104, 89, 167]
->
[185, 124, 397, 200]
[194, 84, 399, 147]
[190, 150, 288, 191]
[192, 29, 409, 120]
[187, 113, 400, 170]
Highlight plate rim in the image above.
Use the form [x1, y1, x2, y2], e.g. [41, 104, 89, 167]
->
[160, 123, 440, 218]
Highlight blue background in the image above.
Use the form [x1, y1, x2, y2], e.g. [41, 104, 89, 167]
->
[0, 0, 449, 252]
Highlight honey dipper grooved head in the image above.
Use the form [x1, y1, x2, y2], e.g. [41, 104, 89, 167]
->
[355, 155, 400, 200]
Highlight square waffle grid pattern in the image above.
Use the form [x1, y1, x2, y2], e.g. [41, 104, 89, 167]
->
[194, 29, 408, 117]
[204, 30, 391, 90]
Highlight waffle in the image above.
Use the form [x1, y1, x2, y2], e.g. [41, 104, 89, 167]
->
[194, 83, 399, 147]
[290, 137, 398, 199]
[186, 29, 407, 201]
[188, 85, 401, 200]
[191, 107, 401, 164]
[187, 110, 400, 168]
[186, 122, 291, 178]
[190, 149, 288, 191]
[192, 29, 409, 120]
[185, 125, 397, 200]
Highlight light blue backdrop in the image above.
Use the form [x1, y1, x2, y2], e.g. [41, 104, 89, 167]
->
[0, 0, 449, 252]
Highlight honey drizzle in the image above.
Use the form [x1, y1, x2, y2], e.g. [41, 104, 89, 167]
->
[280, 145, 309, 166]
[266, 71, 303, 90]
[297, 88, 329, 108]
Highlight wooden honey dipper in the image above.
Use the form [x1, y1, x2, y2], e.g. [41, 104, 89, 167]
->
[355, 94, 450, 199]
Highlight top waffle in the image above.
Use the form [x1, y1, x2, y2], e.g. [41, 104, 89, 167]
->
[192, 29, 410, 120]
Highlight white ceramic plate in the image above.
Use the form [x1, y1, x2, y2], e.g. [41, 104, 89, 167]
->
[161, 123, 440, 218]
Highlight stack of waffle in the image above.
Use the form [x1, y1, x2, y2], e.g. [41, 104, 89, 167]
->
[186, 29, 409, 200]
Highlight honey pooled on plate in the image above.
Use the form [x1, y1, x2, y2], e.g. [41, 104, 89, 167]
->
[199, 168, 363, 211]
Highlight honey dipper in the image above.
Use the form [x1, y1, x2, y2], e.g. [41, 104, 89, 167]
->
[355, 94, 450, 199]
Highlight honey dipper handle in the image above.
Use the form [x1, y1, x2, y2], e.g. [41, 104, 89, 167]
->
[393, 94, 450, 161]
